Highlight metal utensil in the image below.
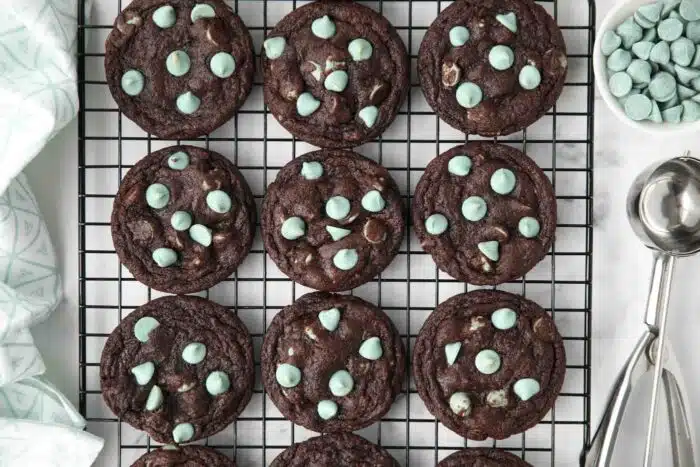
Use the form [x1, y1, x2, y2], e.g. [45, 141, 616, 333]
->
[582, 153, 698, 467]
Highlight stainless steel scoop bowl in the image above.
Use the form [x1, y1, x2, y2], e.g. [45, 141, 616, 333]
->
[583, 153, 698, 467]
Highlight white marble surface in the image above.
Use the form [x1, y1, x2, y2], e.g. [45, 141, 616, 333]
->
[20, 0, 700, 464]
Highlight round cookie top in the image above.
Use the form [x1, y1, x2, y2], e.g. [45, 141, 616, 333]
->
[105, 0, 254, 139]
[111, 145, 256, 294]
[131, 445, 234, 466]
[412, 290, 566, 440]
[412, 142, 556, 285]
[438, 448, 533, 466]
[418, 0, 568, 136]
[261, 149, 404, 291]
[261, 292, 405, 433]
[270, 432, 399, 466]
[261, 1, 409, 148]
[100, 296, 254, 444]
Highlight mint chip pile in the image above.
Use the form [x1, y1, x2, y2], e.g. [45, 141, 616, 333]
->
[602, 0, 700, 123]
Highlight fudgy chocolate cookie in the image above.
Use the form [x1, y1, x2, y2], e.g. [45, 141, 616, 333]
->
[438, 448, 533, 466]
[261, 292, 405, 433]
[131, 445, 234, 466]
[270, 432, 399, 466]
[413, 290, 566, 440]
[111, 145, 255, 294]
[261, 1, 409, 147]
[418, 0, 568, 136]
[261, 150, 404, 291]
[412, 142, 556, 285]
[105, 0, 254, 139]
[101, 296, 254, 444]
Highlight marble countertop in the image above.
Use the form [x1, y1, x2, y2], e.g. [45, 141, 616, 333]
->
[22, 0, 700, 464]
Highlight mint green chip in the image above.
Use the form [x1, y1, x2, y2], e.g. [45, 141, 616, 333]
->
[456, 82, 483, 108]
[425, 213, 448, 235]
[518, 216, 541, 238]
[172, 423, 195, 443]
[348, 38, 373, 61]
[146, 183, 170, 209]
[478, 240, 500, 262]
[166, 50, 190, 77]
[514, 378, 541, 401]
[182, 342, 207, 364]
[121, 69, 144, 96]
[658, 17, 684, 41]
[317, 400, 339, 420]
[609, 72, 633, 97]
[312, 15, 335, 39]
[448, 155, 472, 175]
[276, 363, 301, 388]
[171, 211, 193, 231]
[152, 5, 176, 28]
[325, 70, 348, 92]
[176, 91, 200, 114]
[281, 216, 306, 240]
[616, 17, 643, 48]
[462, 196, 487, 222]
[358, 337, 383, 360]
[325, 196, 351, 220]
[672, 37, 696, 66]
[491, 308, 517, 330]
[333, 249, 358, 270]
[152, 248, 177, 267]
[210, 52, 235, 78]
[631, 41, 654, 60]
[650, 41, 671, 64]
[624, 93, 654, 120]
[488, 45, 515, 70]
[607, 49, 632, 72]
[205, 371, 230, 396]
[191, 3, 215, 22]
[134, 317, 160, 343]
[601, 31, 622, 56]
[361, 190, 385, 212]
[449, 26, 470, 46]
[189, 224, 212, 247]
[358, 106, 379, 128]
[206, 190, 232, 213]
[297, 92, 321, 117]
[264, 37, 286, 59]
[490, 168, 516, 194]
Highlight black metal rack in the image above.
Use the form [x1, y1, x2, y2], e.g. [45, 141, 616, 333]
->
[77, 1, 595, 465]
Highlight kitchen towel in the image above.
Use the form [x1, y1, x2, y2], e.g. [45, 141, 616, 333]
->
[0, 0, 103, 465]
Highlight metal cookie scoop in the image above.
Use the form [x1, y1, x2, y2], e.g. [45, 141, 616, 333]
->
[583, 153, 698, 467]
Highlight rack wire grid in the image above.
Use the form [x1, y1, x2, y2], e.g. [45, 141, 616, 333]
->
[77, 0, 595, 465]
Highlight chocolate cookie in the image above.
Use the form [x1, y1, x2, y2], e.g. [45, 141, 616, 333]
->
[412, 142, 556, 285]
[413, 290, 566, 440]
[111, 145, 255, 294]
[270, 432, 399, 466]
[438, 448, 533, 466]
[418, 0, 568, 136]
[105, 0, 254, 139]
[101, 296, 254, 444]
[261, 150, 404, 291]
[261, 292, 405, 433]
[131, 445, 233, 466]
[261, 1, 409, 148]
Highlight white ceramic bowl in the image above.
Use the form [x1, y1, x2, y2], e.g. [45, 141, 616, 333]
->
[594, 0, 700, 134]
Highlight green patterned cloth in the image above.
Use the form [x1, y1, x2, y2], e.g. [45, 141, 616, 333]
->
[0, 1, 103, 465]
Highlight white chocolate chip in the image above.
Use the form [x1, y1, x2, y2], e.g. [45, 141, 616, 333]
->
[177, 382, 196, 393]
[305, 254, 314, 264]
[287, 348, 295, 356]
[486, 389, 509, 408]
[341, 213, 359, 225]
[449, 392, 472, 417]
[481, 257, 492, 272]
[202, 180, 212, 191]
[442, 61, 461, 88]
[470, 316, 487, 331]
[305, 327, 317, 340]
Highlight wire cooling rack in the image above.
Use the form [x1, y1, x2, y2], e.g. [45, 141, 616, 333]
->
[77, 1, 595, 465]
